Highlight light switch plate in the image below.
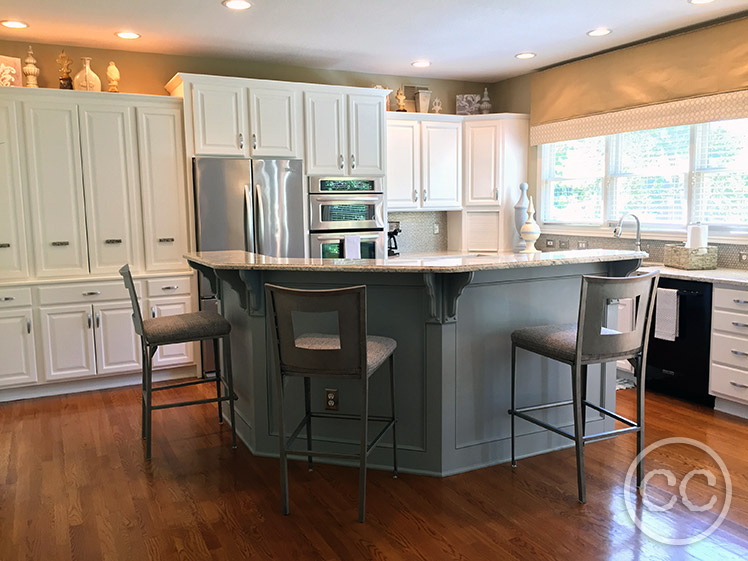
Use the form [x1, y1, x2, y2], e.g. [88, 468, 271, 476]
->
[559, 240, 569, 250]
[577, 240, 588, 249]
[545, 239, 555, 248]
[740, 252, 748, 263]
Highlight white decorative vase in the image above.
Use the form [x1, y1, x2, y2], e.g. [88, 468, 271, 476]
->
[479, 87, 492, 114]
[73, 57, 101, 91]
[513, 182, 529, 252]
[519, 196, 541, 254]
[23, 46, 39, 88]
[416, 90, 432, 113]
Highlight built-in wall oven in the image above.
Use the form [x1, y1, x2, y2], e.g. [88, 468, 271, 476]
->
[308, 177, 386, 259]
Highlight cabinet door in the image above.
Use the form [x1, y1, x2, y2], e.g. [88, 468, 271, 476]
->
[137, 105, 190, 272]
[79, 103, 141, 275]
[39, 304, 96, 381]
[192, 82, 247, 156]
[348, 93, 385, 176]
[0, 308, 37, 387]
[149, 296, 195, 369]
[23, 101, 89, 277]
[464, 121, 500, 207]
[421, 121, 462, 209]
[249, 86, 299, 158]
[465, 211, 500, 252]
[94, 302, 142, 375]
[304, 91, 347, 175]
[385, 119, 420, 210]
[0, 100, 29, 280]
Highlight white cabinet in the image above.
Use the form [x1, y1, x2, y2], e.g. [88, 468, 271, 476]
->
[248, 86, 299, 158]
[386, 119, 420, 209]
[421, 121, 462, 209]
[710, 286, 748, 406]
[39, 304, 96, 381]
[149, 295, 195, 368]
[0, 99, 29, 281]
[192, 82, 246, 156]
[464, 120, 500, 206]
[23, 101, 89, 278]
[94, 302, 142, 375]
[137, 105, 190, 272]
[0, 308, 37, 388]
[79, 103, 142, 275]
[304, 90, 386, 176]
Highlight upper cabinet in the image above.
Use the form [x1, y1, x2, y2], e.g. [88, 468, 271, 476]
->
[421, 121, 462, 209]
[192, 82, 247, 157]
[248, 86, 299, 158]
[0, 99, 30, 281]
[386, 119, 420, 210]
[304, 89, 386, 176]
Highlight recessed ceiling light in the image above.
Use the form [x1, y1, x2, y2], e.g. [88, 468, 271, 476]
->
[411, 60, 431, 68]
[587, 27, 612, 37]
[115, 31, 140, 39]
[222, 0, 252, 10]
[515, 52, 536, 60]
[688, 0, 715, 4]
[1, 20, 29, 29]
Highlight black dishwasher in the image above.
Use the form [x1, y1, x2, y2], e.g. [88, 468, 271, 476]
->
[646, 278, 714, 406]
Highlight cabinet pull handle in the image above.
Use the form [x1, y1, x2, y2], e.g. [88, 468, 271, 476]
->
[238, 133, 244, 149]
[104, 238, 122, 245]
[495, 188, 500, 200]
[82, 291, 101, 296]
[162, 285, 179, 291]
[730, 381, 748, 389]
[87, 314, 92, 329]
[252, 133, 257, 150]
[423, 189, 428, 202]
[731, 349, 748, 357]
[351, 154, 356, 170]
[26, 318, 31, 334]
[732, 321, 748, 328]
[734, 299, 748, 305]
[0, 296, 15, 302]
[95, 312, 101, 329]
[151, 307, 156, 318]
[158, 237, 175, 243]
[51, 241, 70, 247]
[339, 154, 344, 170]
[0, 243, 9, 248]
[413, 190, 418, 203]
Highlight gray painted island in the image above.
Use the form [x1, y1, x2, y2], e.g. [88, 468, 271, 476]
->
[186, 249, 646, 476]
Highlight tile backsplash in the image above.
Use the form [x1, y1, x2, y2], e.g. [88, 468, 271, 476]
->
[537, 233, 748, 270]
[388, 212, 448, 254]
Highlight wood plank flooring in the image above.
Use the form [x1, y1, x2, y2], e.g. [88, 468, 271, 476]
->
[1, 384, 747, 560]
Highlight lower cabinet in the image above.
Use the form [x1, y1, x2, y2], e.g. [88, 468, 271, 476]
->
[0, 308, 37, 388]
[94, 302, 142, 375]
[39, 304, 97, 381]
[149, 295, 195, 369]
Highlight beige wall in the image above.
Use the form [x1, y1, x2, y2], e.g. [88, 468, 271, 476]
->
[0, 39, 486, 114]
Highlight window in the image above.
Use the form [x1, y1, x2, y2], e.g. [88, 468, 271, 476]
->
[540, 118, 748, 232]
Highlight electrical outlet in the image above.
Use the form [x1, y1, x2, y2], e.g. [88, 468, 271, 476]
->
[577, 240, 588, 249]
[433, 223, 440, 235]
[559, 240, 569, 250]
[740, 252, 748, 263]
[324, 388, 339, 411]
[545, 239, 555, 248]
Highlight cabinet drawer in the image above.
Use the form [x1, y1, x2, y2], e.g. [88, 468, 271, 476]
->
[37, 280, 140, 305]
[710, 363, 748, 404]
[0, 287, 32, 308]
[713, 287, 748, 313]
[713, 310, 748, 338]
[712, 333, 748, 370]
[145, 277, 191, 297]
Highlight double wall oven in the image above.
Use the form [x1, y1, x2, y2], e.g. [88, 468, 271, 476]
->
[308, 177, 386, 259]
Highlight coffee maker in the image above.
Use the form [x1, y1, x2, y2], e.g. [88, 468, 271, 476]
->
[387, 221, 401, 257]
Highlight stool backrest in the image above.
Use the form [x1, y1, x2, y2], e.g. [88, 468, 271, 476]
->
[118, 264, 144, 337]
[265, 283, 367, 377]
[576, 270, 659, 362]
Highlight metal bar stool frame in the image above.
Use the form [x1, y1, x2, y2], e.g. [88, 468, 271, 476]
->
[265, 283, 398, 523]
[509, 271, 659, 503]
[119, 265, 238, 459]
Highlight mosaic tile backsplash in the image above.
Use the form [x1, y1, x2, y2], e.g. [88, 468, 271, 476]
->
[388, 212, 448, 254]
[537, 233, 748, 270]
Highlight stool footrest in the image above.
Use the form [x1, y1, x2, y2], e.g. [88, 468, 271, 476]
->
[583, 426, 640, 443]
[510, 409, 575, 441]
[151, 376, 222, 392]
[583, 400, 637, 427]
[151, 394, 235, 411]
[515, 399, 573, 413]
[285, 411, 395, 450]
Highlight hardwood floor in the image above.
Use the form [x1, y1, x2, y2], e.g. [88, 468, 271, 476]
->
[1, 384, 747, 561]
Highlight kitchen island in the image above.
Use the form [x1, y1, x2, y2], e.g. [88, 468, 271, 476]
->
[186, 249, 646, 476]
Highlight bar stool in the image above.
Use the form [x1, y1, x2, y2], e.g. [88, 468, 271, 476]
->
[508, 271, 659, 503]
[119, 265, 237, 459]
[265, 283, 398, 523]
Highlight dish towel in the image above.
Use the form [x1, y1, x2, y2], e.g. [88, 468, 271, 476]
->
[343, 235, 361, 259]
[654, 288, 679, 342]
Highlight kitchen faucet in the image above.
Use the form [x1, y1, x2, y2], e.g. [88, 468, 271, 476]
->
[613, 213, 642, 252]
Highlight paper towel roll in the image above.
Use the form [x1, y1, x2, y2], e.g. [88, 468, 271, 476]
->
[686, 224, 708, 249]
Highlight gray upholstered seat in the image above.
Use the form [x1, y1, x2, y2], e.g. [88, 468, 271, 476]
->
[143, 311, 231, 345]
[295, 333, 397, 374]
[511, 323, 624, 364]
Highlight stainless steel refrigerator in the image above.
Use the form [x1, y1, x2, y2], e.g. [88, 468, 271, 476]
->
[193, 157, 305, 373]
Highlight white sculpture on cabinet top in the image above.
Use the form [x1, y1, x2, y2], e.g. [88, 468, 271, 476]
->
[107, 61, 120, 92]
[23, 46, 39, 88]
[513, 182, 529, 252]
[73, 57, 101, 91]
[519, 196, 541, 254]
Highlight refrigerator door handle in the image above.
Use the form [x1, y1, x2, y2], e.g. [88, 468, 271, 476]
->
[244, 183, 255, 253]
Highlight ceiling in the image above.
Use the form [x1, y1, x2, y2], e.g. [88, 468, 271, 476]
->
[2, 0, 747, 83]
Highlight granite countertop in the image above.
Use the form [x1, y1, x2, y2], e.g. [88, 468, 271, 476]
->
[639, 264, 748, 288]
[185, 249, 647, 274]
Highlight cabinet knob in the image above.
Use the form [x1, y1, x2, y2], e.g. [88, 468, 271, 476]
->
[26, 318, 31, 334]
[95, 312, 101, 329]
[252, 133, 257, 150]
[151, 307, 157, 318]
[413, 190, 418, 203]
[339, 154, 344, 170]
[238, 133, 244, 149]
[158, 237, 175, 243]
[51, 241, 70, 247]
[423, 190, 428, 202]
[87, 314, 92, 329]
[351, 154, 356, 170]
[495, 188, 500, 200]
